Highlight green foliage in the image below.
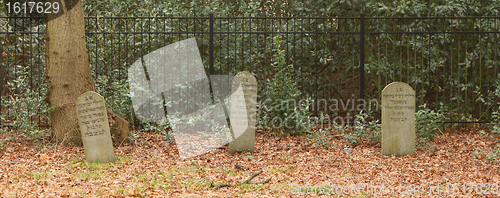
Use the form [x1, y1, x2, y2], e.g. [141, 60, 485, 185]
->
[485, 144, 500, 164]
[305, 124, 336, 149]
[1, 0, 498, 137]
[79, 0, 500, 125]
[489, 77, 500, 133]
[342, 111, 381, 145]
[258, 36, 313, 134]
[492, 108, 500, 134]
[416, 138, 436, 153]
[95, 75, 132, 120]
[361, 0, 500, 120]
[139, 121, 174, 143]
[416, 104, 446, 141]
[0, 17, 48, 145]
[0, 65, 54, 143]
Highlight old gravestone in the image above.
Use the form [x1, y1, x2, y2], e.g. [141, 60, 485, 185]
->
[382, 82, 415, 156]
[76, 91, 115, 163]
[228, 71, 257, 153]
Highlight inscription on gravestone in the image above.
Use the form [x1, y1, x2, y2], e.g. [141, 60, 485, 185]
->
[382, 82, 415, 156]
[229, 71, 257, 153]
[76, 91, 115, 163]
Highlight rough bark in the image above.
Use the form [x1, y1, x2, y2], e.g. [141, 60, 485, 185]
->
[46, 0, 95, 145]
[0, 47, 4, 97]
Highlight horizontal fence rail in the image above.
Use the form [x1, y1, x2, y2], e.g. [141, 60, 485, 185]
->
[1, 15, 499, 127]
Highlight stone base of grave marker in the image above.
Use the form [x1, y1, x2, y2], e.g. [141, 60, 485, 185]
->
[76, 91, 115, 163]
[228, 71, 257, 153]
[107, 108, 130, 145]
[381, 82, 415, 156]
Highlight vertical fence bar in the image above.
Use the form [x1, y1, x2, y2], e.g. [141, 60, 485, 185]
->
[359, 14, 365, 103]
[209, 13, 214, 76]
[209, 13, 214, 98]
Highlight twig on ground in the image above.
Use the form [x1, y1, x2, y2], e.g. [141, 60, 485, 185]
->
[438, 127, 444, 135]
[119, 136, 128, 147]
[255, 178, 271, 184]
[212, 170, 271, 190]
[240, 170, 271, 185]
[241, 170, 263, 184]
[212, 183, 233, 190]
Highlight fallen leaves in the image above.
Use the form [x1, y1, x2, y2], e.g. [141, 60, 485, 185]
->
[0, 128, 498, 197]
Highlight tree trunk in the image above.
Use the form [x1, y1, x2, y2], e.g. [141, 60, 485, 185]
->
[46, 0, 96, 145]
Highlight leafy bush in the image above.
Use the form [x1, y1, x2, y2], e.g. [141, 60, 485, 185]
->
[342, 111, 381, 145]
[416, 104, 446, 141]
[492, 108, 500, 134]
[489, 77, 500, 134]
[485, 144, 500, 164]
[257, 36, 313, 135]
[138, 121, 174, 143]
[305, 126, 335, 149]
[79, 0, 500, 124]
[0, 65, 54, 143]
[95, 75, 132, 120]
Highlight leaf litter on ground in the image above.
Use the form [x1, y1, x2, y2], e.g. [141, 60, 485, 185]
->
[0, 127, 499, 197]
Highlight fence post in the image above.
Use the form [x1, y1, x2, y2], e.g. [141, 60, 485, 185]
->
[209, 13, 214, 76]
[209, 13, 214, 98]
[359, 13, 365, 105]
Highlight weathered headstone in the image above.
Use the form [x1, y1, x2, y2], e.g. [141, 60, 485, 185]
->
[382, 82, 415, 156]
[228, 71, 257, 153]
[76, 91, 115, 163]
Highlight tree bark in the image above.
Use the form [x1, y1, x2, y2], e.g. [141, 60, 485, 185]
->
[46, 0, 96, 145]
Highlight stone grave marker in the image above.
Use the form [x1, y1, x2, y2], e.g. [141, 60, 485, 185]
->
[382, 82, 415, 156]
[76, 91, 115, 163]
[228, 71, 257, 153]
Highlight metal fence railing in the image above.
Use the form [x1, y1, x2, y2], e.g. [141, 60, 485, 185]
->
[1, 14, 499, 126]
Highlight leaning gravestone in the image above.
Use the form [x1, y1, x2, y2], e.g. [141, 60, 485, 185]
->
[76, 91, 115, 163]
[382, 82, 415, 156]
[228, 71, 257, 153]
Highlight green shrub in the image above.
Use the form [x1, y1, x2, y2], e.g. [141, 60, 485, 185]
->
[95, 75, 133, 120]
[257, 36, 313, 135]
[0, 65, 54, 143]
[490, 79, 500, 134]
[492, 108, 500, 134]
[305, 112, 337, 148]
[485, 144, 500, 164]
[415, 104, 446, 141]
[139, 121, 174, 143]
[305, 126, 335, 149]
[342, 111, 381, 145]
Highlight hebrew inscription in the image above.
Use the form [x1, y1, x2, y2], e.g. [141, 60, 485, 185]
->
[382, 82, 415, 156]
[76, 91, 115, 163]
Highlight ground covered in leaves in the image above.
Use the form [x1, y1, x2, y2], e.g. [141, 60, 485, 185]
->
[1, 127, 500, 197]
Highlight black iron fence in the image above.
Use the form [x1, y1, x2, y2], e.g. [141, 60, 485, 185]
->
[1, 14, 499, 126]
